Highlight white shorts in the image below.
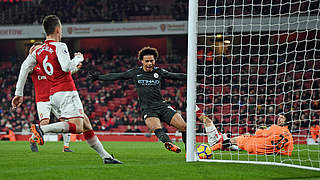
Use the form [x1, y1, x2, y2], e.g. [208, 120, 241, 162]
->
[36, 101, 60, 120]
[50, 91, 84, 119]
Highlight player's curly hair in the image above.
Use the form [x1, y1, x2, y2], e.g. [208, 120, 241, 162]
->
[33, 42, 43, 46]
[42, 15, 61, 35]
[138, 46, 159, 61]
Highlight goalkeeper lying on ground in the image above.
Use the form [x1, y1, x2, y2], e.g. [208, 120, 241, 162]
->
[197, 106, 294, 156]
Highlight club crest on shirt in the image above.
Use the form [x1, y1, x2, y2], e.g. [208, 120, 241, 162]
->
[154, 73, 159, 78]
[40, 113, 43, 119]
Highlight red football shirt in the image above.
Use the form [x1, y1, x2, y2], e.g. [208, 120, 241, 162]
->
[35, 40, 78, 95]
[31, 64, 50, 102]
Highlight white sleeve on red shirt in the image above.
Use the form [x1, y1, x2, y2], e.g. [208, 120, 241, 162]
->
[71, 67, 80, 74]
[55, 43, 83, 72]
[15, 51, 37, 96]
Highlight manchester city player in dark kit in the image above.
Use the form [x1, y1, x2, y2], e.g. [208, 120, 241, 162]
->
[89, 47, 187, 153]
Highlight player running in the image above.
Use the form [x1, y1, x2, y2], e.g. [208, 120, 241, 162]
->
[89, 46, 187, 153]
[28, 42, 73, 152]
[12, 15, 122, 164]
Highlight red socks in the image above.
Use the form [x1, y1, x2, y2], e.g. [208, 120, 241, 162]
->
[67, 122, 77, 134]
[83, 129, 95, 140]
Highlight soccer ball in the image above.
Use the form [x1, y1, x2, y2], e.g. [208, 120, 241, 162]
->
[196, 144, 213, 159]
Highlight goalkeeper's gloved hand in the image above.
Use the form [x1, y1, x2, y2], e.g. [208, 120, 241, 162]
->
[259, 125, 267, 129]
[88, 71, 99, 81]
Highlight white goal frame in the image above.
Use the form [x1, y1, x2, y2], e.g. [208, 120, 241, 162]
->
[186, 0, 198, 162]
[186, 0, 320, 172]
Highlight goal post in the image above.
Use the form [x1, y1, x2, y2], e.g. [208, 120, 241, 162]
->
[186, 0, 320, 171]
[186, 0, 198, 162]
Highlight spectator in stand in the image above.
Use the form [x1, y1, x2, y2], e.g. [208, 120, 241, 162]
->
[132, 125, 141, 133]
[310, 120, 320, 143]
[21, 123, 30, 135]
[125, 125, 134, 133]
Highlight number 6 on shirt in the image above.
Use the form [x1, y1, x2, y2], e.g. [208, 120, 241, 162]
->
[43, 55, 54, 75]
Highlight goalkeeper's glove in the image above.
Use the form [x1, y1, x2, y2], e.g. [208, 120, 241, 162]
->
[259, 125, 267, 129]
[88, 71, 99, 81]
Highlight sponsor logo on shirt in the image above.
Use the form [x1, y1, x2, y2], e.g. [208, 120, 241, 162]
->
[137, 79, 160, 86]
[37, 75, 46, 80]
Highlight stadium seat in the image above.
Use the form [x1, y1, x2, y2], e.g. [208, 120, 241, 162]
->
[99, 117, 106, 126]
[222, 104, 231, 114]
[120, 98, 128, 104]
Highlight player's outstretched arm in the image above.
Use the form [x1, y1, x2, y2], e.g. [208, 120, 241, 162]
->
[88, 69, 135, 81]
[161, 69, 187, 81]
[88, 71, 100, 81]
[13, 51, 37, 108]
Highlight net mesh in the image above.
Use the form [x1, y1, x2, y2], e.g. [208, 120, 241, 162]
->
[195, 0, 320, 169]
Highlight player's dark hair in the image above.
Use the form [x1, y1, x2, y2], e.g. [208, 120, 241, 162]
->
[138, 46, 159, 61]
[279, 112, 292, 127]
[33, 42, 43, 46]
[42, 15, 61, 35]
[283, 112, 291, 123]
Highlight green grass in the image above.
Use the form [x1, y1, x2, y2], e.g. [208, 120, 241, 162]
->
[0, 141, 319, 180]
[211, 144, 320, 168]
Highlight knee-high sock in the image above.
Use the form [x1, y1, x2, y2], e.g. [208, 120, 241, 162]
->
[154, 128, 171, 143]
[62, 133, 71, 147]
[182, 131, 186, 149]
[205, 124, 221, 147]
[40, 122, 76, 134]
[84, 130, 112, 159]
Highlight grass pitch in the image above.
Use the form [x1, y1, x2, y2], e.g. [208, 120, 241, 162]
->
[0, 141, 319, 180]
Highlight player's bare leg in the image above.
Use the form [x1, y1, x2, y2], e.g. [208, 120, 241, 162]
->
[82, 114, 122, 164]
[145, 117, 181, 153]
[31, 117, 84, 146]
[195, 106, 239, 151]
[196, 106, 222, 147]
[198, 115, 221, 147]
[29, 118, 73, 152]
[169, 113, 186, 150]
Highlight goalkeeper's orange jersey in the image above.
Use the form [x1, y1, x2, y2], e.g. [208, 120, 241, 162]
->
[237, 125, 293, 156]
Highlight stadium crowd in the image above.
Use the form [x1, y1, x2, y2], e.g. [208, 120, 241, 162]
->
[1, 0, 319, 25]
[0, 0, 177, 25]
[0, 41, 319, 136]
[0, 47, 187, 134]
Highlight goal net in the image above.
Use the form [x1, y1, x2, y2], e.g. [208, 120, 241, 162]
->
[186, 0, 320, 171]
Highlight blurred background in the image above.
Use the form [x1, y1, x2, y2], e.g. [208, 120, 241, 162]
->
[0, 0, 319, 143]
